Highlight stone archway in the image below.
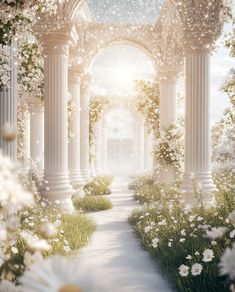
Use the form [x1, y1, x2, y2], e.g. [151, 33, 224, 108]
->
[24, 0, 226, 209]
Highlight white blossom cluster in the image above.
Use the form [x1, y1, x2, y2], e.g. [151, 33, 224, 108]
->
[154, 122, 184, 176]
[0, 45, 11, 90]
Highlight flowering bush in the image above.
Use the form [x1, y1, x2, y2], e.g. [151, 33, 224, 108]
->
[129, 178, 235, 292]
[212, 68, 235, 207]
[18, 40, 44, 101]
[154, 123, 184, 176]
[0, 45, 11, 90]
[0, 151, 95, 285]
[134, 80, 160, 139]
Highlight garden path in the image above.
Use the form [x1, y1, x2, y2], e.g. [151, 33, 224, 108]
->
[75, 177, 172, 292]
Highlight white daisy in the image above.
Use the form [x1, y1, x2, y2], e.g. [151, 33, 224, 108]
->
[20, 255, 96, 292]
[202, 249, 214, 262]
[191, 263, 203, 276]
[152, 237, 159, 248]
[219, 243, 235, 280]
[179, 264, 189, 277]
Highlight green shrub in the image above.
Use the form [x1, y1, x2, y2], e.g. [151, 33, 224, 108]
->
[73, 196, 112, 212]
[128, 174, 154, 190]
[83, 175, 113, 196]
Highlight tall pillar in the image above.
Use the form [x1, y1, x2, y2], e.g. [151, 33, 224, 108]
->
[0, 43, 18, 161]
[68, 68, 84, 188]
[157, 75, 178, 183]
[23, 110, 30, 161]
[94, 117, 103, 175]
[80, 73, 91, 182]
[29, 100, 44, 175]
[159, 77, 176, 130]
[182, 52, 215, 198]
[173, 0, 224, 200]
[41, 32, 75, 210]
[101, 115, 108, 174]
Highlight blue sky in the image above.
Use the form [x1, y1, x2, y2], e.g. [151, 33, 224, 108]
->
[86, 0, 163, 23]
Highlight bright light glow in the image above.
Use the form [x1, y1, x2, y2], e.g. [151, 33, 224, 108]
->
[112, 65, 134, 85]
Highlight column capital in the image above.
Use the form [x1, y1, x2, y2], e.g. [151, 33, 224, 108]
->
[174, 0, 226, 54]
[38, 23, 77, 56]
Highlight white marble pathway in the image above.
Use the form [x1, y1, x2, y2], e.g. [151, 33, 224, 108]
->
[76, 177, 173, 292]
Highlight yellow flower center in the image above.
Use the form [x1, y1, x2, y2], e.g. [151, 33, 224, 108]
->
[59, 284, 81, 292]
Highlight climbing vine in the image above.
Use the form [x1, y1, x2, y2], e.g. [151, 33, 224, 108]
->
[154, 122, 184, 177]
[67, 94, 76, 144]
[134, 80, 160, 139]
[89, 96, 110, 161]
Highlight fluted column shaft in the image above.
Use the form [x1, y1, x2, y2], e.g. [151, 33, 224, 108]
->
[95, 117, 103, 175]
[0, 44, 17, 161]
[30, 102, 44, 175]
[158, 77, 177, 183]
[68, 70, 83, 187]
[159, 78, 176, 130]
[182, 52, 215, 196]
[42, 39, 74, 209]
[80, 75, 91, 181]
[101, 116, 108, 173]
[23, 110, 30, 161]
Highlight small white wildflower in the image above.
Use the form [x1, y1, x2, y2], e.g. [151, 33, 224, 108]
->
[202, 249, 214, 262]
[191, 263, 203, 276]
[179, 264, 189, 277]
[152, 237, 159, 248]
[229, 230, 235, 239]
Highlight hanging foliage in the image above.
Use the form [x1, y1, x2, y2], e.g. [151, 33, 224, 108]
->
[134, 80, 160, 139]
[154, 122, 184, 176]
[89, 96, 110, 161]
[18, 40, 44, 101]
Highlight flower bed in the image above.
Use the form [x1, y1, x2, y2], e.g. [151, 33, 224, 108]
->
[129, 178, 235, 292]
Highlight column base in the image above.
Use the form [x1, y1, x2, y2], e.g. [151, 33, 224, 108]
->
[70, 170, 84, 186]
[80, 170, 91, 183]
[41, 173, 75, 211]
[181, 172, 216, 205]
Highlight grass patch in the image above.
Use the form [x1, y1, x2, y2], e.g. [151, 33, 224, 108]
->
[84, 175, 113, 196]
[73, 196, 112, 212]
[45, 212, 96, 255]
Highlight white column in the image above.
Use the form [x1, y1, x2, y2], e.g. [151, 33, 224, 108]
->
[80, 74, 91, 182]
[102, 115, 108, 174]
[182, 52, 215, 199]
[159, 78, 176, 130]
[30, 101, 44, 175]
[0, 43, 18, 161]
[41, 36, 74, 210]
[68, 69, 84, 188]
[23, 110, 30, 161]
[94, 117, 103, 175]
[157, 76, 178, 183]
